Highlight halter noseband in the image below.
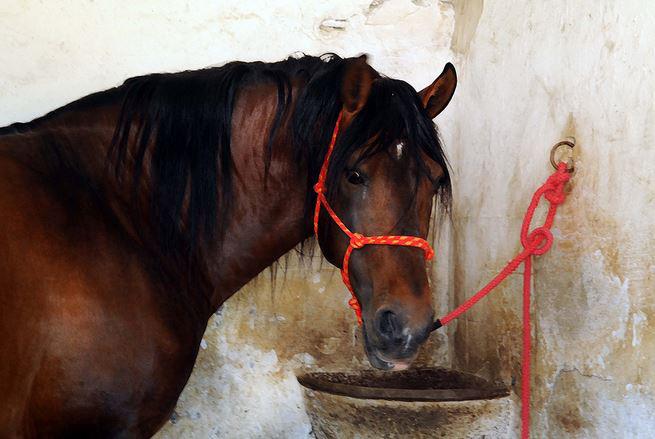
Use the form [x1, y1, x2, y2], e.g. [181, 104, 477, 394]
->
[313, 111, 435, 325]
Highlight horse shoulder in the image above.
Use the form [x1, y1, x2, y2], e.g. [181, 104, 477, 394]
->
[0, 140, 201, 436]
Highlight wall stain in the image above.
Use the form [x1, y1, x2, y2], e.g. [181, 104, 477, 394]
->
[449, 0, 483, 55]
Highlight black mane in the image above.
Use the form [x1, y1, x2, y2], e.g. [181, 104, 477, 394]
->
[0, 55, 439, 276]
[110, 55, 319, 256]
[109, 54, 451, 261]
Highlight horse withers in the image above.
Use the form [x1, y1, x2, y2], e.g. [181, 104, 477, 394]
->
[0, 54, 456, 436]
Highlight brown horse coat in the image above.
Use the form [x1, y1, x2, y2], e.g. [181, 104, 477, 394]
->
[0, 54, 455, 437]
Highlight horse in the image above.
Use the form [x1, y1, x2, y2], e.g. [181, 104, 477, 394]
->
[0, 53, 456, 437]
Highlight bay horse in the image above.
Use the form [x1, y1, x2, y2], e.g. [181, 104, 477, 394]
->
[0, 54, 456, 437]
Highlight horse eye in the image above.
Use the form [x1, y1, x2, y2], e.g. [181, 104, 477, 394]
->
[347, 170, 366, 185]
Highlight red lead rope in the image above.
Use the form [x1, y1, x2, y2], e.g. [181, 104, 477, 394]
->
[433, 162, 571, 439]
[313, 111, 435, 325]
[315, 111, 572, 439]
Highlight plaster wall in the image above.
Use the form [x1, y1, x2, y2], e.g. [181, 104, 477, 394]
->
[1, 0, 653, 437]
[443, 1, 655, 437]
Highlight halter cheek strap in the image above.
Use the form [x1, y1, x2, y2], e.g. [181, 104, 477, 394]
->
[313, 111, 435, 325]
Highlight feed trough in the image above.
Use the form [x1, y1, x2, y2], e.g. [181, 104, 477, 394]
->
[298, 367, 514, 438]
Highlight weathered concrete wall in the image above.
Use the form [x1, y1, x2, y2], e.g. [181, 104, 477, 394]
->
[2, 0, 653, 437]
[442, 1, 655, 437]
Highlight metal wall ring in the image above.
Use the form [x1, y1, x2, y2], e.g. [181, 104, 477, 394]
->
[550, 139, 575, 172]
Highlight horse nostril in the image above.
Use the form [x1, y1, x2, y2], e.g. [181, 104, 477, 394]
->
[376, 309, 402, 342]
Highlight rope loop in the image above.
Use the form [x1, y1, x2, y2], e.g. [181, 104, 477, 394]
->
[520, 163, 570, 252]
[313, 182, 324, 194]
[525, 227, 553, 255]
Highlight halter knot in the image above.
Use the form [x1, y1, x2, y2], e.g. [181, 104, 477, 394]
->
[348, 297, 363, 324]
[350, 233, 366, 249]
[313, 183, 324, 194]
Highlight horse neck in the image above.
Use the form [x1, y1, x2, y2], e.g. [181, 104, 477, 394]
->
[6, 88, 315, 319]
[204, 96, 313, 311]
[110, 83, 314, 316]
[105, 88, 315, 317]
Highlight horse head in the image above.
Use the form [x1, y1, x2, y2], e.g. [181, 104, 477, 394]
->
[314, 56, 456, 370]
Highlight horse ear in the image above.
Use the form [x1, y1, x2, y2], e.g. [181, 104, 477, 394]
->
[419, 63, 457, 119]
[341, 55, 375, 117]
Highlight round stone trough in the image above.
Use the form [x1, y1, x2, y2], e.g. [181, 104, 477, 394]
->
[297, 367, 514, 438]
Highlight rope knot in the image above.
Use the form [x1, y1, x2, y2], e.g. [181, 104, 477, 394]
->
[555, 171, 571, 183]
[348, 297, 363, 325]
[313, 183, 324, 194]
[350, 233, 366, 249]
[525, 227, 553, 255]
[542, 168, 570, 205]
[544, 190, 565, 205]
[547, 167, 571, 185]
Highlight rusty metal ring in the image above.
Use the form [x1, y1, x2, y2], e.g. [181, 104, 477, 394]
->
[550, 139, 575, 172]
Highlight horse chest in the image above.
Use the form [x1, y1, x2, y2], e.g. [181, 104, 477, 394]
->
[25, 300, 202, 437]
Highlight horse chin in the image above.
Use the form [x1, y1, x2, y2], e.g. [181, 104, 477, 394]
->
[365, 349, 395, 370]
[365, 346, 418, 371]
[363, 324, 418, 371]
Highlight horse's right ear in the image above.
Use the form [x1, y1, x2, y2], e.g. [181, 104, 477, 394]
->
[341, 55, 375, 117]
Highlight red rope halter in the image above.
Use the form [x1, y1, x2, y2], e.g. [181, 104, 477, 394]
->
[313, 111, 435, 325]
